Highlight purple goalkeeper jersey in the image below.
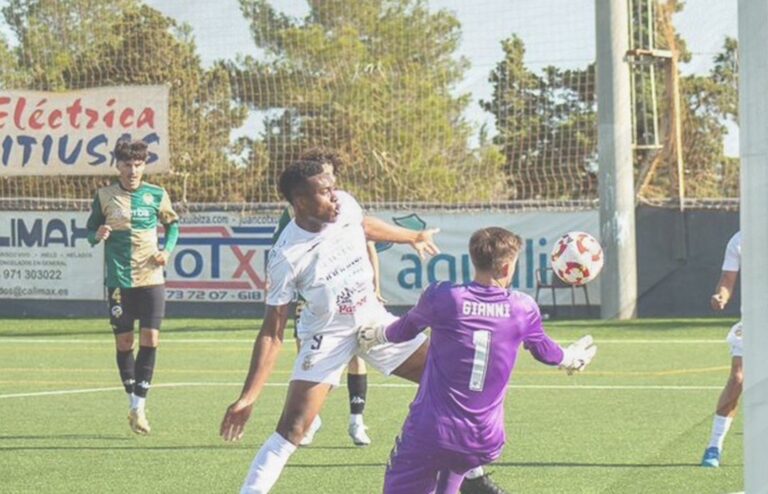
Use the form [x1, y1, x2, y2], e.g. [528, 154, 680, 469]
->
[385, 281, 564, 456]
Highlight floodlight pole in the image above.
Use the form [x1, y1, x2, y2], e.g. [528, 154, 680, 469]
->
[595, 0, 637, 319]
[738, 1, 768, 491]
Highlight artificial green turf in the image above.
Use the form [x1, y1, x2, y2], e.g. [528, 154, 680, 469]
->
[0, 318, 744, 493]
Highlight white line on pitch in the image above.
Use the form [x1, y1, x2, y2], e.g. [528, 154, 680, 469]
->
[0, 382, 723, 400]
[0, 338, 293, 344]
[597, 339, 724, 344]
[0, 338, 724, 344]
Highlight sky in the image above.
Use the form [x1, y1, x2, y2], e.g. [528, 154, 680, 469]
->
[144, 0, 600, 142]
[142, 0, 738, 152]
[1, 0, 739, 152]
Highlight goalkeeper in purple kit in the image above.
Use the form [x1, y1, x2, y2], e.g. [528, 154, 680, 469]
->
[358, 227, 597, 494]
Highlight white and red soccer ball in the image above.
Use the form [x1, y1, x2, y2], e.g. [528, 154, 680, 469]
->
[550, 232, 604, 285]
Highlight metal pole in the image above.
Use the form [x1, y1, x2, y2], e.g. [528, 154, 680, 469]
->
[595, 0, 638, 319]
[670, 53, 685, 211]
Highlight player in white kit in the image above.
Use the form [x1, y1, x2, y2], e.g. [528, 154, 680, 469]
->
[219, 159, 439, 493]
[701, 231, 742, 468]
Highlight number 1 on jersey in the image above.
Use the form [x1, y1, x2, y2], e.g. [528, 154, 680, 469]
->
[470, 330, 490, 391]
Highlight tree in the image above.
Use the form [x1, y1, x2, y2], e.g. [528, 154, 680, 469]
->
[482, 0, 739, 203]
[678, 37, 739, 199]
[229, 0, 504, 204]
[638, 0, 739, 201]
[480, 35, 597, 201]
[0, 1, 248, 204]
[0, 32, 23, 88]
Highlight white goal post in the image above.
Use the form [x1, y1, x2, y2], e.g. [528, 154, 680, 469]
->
[738, 1, 768, 492]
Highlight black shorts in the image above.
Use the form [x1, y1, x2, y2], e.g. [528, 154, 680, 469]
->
[108, 285, 166, 334]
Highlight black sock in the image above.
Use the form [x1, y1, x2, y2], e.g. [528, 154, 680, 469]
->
[134, 346, 157, 398]
[347, 373, 367, 415]
[116, 349, 135, 394]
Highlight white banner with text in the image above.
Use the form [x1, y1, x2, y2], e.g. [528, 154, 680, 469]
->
[371, 210, 600, 306]
[0, 85, 170, 176]
[0, 212, 103, 299]
[0, 209, 599, 306]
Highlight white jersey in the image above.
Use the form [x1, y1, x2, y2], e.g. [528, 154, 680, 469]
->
[266, 191, 385, 338]
[722, 231, 741, 272]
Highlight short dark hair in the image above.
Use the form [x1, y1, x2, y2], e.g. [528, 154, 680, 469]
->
[278, 160, 327, 204]
[298, 147, 346, 175]
[469, 227, 522, 276]
[114, 140, 148, 162]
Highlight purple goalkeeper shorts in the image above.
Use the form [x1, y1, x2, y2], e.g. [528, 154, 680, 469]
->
[383, 434, 498, 494]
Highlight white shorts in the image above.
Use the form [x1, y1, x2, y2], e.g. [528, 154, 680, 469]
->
[291, 312, 427, 386]
[726, 321, 743, 358]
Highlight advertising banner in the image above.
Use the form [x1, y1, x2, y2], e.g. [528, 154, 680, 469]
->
[164, 212, 279, 303]
[370, 210, 600, 306]
[0, 212, 103, 299]
[0, 209, 599, 307]
[0, 85, 170, 176]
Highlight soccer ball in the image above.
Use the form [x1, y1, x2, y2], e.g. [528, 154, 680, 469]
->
[550, 231, 604, 285]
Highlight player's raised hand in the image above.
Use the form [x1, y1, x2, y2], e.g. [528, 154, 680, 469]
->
[96, 225, 112, 242]
[220, 399, 253, 442]
[559, 335, 597, 375]
[410, 228, 440, 259]
[357, 324, 388, 353]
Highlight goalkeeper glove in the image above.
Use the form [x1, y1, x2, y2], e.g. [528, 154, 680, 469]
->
[559, 334, 597, 375]
[357, 324, 388, 353]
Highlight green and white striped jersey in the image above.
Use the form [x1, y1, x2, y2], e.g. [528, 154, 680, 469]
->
[87, 182, 179, 288]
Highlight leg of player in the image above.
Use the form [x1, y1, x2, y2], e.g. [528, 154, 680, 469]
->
[240, 380, 332, 493]
[383, 434, 440, 494]
[128, 327, 158, 435]
[347, 356, 371, 446]
[701, 322, 743, 468]
[701, 355, 743, 467]
[291, 301, 325, 447]
[390, 344, 509, 494]
[436, 469, 469, 494]
[109, 287, 135, 408]
[114, 331, 135, 407]
[127, 285, 165, 435]
[460, 467, 507, 494]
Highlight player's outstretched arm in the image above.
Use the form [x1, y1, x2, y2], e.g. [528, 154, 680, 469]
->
[220, 304, 289, 441]
[362, 216, 440, 260]
[559, 335, 597, 375]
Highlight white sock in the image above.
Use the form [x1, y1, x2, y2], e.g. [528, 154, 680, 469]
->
[240, 432, 297, 494]
[465, 466, 484, 479]
[708, 415, 733, 450]
[349, 413, 364, 427]
[310, 415, 322, 431]
[131, 394, 146, 411]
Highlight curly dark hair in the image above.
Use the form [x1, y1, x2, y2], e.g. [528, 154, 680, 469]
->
[114, 139, 149, 162]
[278, 160, 327, 204]
[298, 147, 347, 175]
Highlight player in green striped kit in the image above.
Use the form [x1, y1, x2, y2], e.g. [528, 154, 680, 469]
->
[87, 139, 179, 435]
